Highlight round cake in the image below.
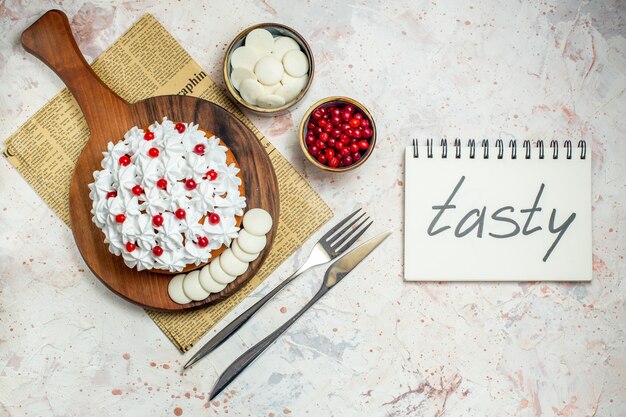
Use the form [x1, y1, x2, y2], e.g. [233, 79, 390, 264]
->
[88, 117, 246, 273]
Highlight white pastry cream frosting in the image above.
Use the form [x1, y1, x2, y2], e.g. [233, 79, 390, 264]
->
[88, 118, 246, 272]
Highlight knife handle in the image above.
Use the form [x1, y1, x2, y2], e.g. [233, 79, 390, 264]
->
[211, 286, 328, 398]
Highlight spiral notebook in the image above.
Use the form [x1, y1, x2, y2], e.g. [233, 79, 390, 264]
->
[404, 139, 592, 281]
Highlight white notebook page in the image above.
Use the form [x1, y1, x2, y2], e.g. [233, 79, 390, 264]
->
[404, 145, 592, 281]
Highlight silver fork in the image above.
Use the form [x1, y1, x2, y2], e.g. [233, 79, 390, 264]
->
[183, 208, 372, 369]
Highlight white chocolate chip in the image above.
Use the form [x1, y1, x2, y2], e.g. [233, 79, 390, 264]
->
[230, 46, 259, 72]
[255, 56, 284, 86]
[239, 78, 265, 105]
[182, 270, 209, 301]
[220, 248, 249, 276]
[281, 72, 308, 93]
[199, 265, 227, 293]
[168, 274, 191, 304]
[230, 67, 256, 90]
[243, 208, 273, 236]
[282, 49, 309, 77]
[272, 36, 300, 60]
[237, 229, 267, 254]
[245, 28, 275, 55]
[231, 239, 260, 262]
[275, 84, 300, 103]
[256, 94, 286, 109]
[210, 256, 237, 285]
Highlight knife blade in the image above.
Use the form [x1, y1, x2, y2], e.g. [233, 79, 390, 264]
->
[209, 230, 392, 400]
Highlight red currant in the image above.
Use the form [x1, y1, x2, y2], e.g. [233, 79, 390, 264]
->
[194, 144, 205, 155]
[349, 118, 361, 128]
[358, 140, 369, 150]
[208, 212, 220, 225]
[197, 236, 209, 248]
[132, 185, 143, 195]
[119, 155, 131, 166]
[305, 136, 315, 146]
[156, 178, 167, 190]
[148, 147, 159, 158]
[362, 128, 373, 139]
[350, 143, 360, 153]
[175, 208, 186, 219]
[327, 138, 336, 148]
[308, 145, 320, 156]
[343, 155, 353, 165]
[206, 169, 218, 181]
[125, 241, 136, 252]
[115, 214, 126, 223]
[307, 122, 316, 130]
[175, 123, 186, 133]
[311, 110, 323, 120]
[352, 128, 363, 139]
[106, 191, 117, 199]
[354, 113, 364, 120]
[341, 123, 351, 131]
[331, 108, 341, 117]
[330, 116, 342, 126]
[360, 119, 370, 128]
[316, 140, 326, 149]
[318, 119, 327, 128]
[152, 214, 163, 227]
[340, 136, 351, 145]
[340, 147, 350, 158]
[352, 152, 361, 162]
[317, 154, 327, 164]
[144, 131, 155, 140]
[185, 179, 197, 190]
[325, 148, 335, 159]
[328, 157, 339, 168]
[331, 128, 341, 138]
[319, 132, 329, 142]
[152, 246, 163, 256]
[341, 112, 352, 122]
[344, 105, 355, 114]
[319, 107, 327, 114]
[335, 141, 344, 151]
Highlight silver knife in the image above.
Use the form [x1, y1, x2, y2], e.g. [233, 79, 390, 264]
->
[208, 230, 392, 400]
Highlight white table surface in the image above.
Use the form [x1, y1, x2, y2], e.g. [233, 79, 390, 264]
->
[1, 1, 624, 416]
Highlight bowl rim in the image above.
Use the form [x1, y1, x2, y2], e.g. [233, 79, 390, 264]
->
[223, 23, 315, 114]
[299, 96, 377, 172]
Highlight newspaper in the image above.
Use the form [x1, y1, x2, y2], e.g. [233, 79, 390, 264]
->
[3, 14, 332, 352]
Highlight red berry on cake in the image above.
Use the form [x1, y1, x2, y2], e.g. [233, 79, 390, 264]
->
[197, 236, 209, 248]
[125, 241, 136, 252]
[194, 144, 205, 155]
[132, 185, 143, 196]
[208, 213, 220, 225]
[115, 214, 126, 223]
[175, 208, 186, 219]
[206, 169, 218, 181]
[152, 214, 163, 227]
[185, 179, 197, 190]
[152, 246, 163, 256]
[156, 178, 167, 190]
[106, 191, 117, 199]
[144, 131, 155, 140]
[119, 155, 131, 166]
[175, 123, 186, 133]
[148, 147, 159, 158]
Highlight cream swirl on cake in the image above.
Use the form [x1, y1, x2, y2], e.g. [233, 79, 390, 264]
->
[88, 118, 246, 272]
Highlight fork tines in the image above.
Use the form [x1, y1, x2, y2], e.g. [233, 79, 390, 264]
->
[321, 208, 372, 256]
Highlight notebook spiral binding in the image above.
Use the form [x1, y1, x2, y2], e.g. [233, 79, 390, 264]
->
[411, 139, 587, 160]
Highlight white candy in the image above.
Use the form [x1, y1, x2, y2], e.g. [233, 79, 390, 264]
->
[210, 256, 237, 285]
[243, 208, 273, 236]
[245, 28, 274, 55]
[230, 46, 259, 72]
[282, 50, 309, 77]
[255, 56, 284, 86]
[264, 83, 281, 94]
[220, 248, 250, 276]
[272, 36, 300, 60]
[237, 229, 267, 254]
[199, 265, 226, 293]
[231, 239, 260, 262]
[182, 270, 209, 301]
[275, 84, 300, 103]
[230, 68, 256, 90]
[281, 72, 308, 92]
[256, 94, 286, 109]
[168, 274, 191, 304]
[239, 78, 265, 105]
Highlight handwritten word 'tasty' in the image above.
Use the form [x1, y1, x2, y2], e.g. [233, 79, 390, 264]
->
[427, 176, 576, 262]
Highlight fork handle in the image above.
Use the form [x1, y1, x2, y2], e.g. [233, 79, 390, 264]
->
[210, 286, 329, 399]
[188, 257, 323, 363]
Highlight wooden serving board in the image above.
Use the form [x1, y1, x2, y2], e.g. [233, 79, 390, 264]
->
[21, 10, 279, 311]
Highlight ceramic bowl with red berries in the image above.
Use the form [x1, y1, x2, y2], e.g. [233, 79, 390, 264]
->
[299, 97, 376, 171]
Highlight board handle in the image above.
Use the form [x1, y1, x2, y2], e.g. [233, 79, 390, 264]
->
[21, 10, 130, 131]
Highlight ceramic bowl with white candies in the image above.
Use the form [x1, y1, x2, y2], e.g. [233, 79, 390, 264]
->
[223, 23, 314, 116]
